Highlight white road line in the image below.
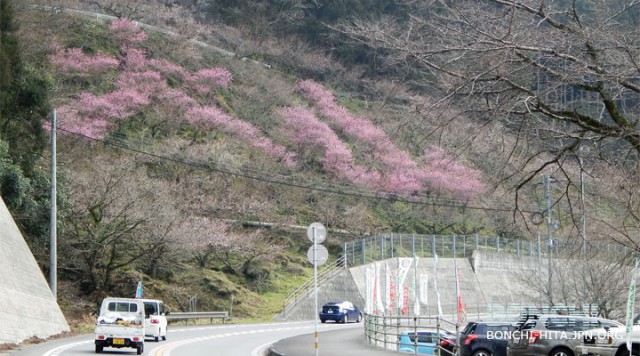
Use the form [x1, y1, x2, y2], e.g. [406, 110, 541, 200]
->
[148, 325, 314, 356]
[42, 340, 93, 356]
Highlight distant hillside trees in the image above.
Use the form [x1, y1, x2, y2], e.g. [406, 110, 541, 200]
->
[59, 154, 179, 295]
[338, 0, 640, 245]
[0, 0, 56, 258]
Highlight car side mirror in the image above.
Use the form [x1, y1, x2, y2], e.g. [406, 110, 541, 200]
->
[165, 311, 170, 316]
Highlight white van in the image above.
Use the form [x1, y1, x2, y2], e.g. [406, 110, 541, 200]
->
[140, 299, 169, 341]
[94, 297, 145, 354]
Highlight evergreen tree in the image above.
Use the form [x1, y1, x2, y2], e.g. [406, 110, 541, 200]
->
[0, 0, 50, 176]
[0, 0, 55, 256]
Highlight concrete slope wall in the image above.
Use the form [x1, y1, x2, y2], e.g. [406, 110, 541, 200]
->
[281, 251, 545, 321]
[0, 197, 69, 344]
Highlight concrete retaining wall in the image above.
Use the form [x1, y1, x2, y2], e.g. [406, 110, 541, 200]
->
[0, 197, 69, 344]
[281, 251, 548, 321]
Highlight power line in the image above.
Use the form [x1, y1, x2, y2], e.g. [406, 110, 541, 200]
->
[57, 127, 537, 215]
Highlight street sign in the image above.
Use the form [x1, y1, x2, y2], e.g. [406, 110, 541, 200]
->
[307, 244, 329, 266]
[307, 222, 326, 244]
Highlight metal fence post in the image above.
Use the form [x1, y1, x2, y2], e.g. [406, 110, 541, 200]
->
[453, 235, 457, 258]
[412, 234, 416, 257]
[432, 235, 436, 257]
[391, 234, 395, 258]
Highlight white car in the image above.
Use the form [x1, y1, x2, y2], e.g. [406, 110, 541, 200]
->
[141, 299, 169, 342]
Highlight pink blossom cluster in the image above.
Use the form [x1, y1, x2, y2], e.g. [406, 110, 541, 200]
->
[49, 46, 119, 74]
[187, 106, 297, 167]
[276, 106, 379, 184]
[109, 18, 148, 46]
[49, 18, 294, 166]
[186, 68, 234, 94]
[297, 80, 484, 198]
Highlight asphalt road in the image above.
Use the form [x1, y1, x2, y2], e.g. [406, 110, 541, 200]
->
[269, 325, 399, 355]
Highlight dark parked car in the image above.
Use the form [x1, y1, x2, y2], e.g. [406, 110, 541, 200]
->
[319, 301, 362, 323]
[508, 314, 622, 356]
[460, 321, 515, 356]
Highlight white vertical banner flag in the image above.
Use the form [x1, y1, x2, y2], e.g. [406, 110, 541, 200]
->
[413, 257, 420, 316]
[365, 265, 374, 314]
[433, 254, 443, 317]
[626, 257, 640, 352]
[396, 257, 413, 313]
[385, 261, 392, 312]
[375, 262, 385, 313]
[455, 258, 467, 327]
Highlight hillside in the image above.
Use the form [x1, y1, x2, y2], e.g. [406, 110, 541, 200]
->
[6, 0, 636, 329]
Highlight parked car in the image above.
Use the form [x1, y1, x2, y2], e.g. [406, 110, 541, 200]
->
[460, 321, 515, 356]
[140, 299, 169, 342]
[398, 329, 458, 355]
[507, 314, 622, 356]
[319, 301, 362, 323]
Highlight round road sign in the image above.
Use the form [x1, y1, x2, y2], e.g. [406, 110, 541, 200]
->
[307, 222, 326, 244]
[307, 244, 329, 266]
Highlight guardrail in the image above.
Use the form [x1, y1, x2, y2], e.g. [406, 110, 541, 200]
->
[166, 311, 229, 324]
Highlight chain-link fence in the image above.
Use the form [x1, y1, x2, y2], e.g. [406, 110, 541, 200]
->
[343, 234, 631, 268]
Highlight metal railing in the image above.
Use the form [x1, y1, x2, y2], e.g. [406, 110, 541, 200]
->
[364, 303, 600, 353]
[281, 255, 346, 317]
[343, 234, 631, 268]
[167, 311, 229, 324]
[365, 313, 459, 353]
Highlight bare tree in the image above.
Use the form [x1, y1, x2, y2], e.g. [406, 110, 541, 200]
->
[335, 0, 640, 246]
[60, 152, 178, 297]
[513, 245, 634, 318]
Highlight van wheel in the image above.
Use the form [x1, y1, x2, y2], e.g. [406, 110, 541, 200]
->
[137, 345, 143, 355]
[154, 336, 159, 342]
[95, 345, 103, 353]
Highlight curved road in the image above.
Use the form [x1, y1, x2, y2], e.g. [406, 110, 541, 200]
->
[6, 320, 392, 356]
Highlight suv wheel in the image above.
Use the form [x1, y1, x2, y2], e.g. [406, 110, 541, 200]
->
[550, 347, 573, 356]
[472, 349, 492, 356]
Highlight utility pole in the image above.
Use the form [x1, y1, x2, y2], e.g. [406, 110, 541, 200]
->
[50, 110, 57, 300]
[579, 147, 587, 258]
[543, 174, 554, 303]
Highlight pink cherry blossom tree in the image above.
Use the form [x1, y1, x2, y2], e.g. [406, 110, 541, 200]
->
[49, 17, 296, 167]
[297, 80, 485, 198]
[276, 106, 380, 185]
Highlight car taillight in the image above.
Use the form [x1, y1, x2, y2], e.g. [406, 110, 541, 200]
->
[151, 318, 160, 324]
[528, 331, 541, 344]
[97, 335, 105, 340]
[441, 340, 451, 347]
[464, 334, 478, 345]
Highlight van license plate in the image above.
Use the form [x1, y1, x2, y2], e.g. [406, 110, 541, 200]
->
[113, 338, 125, 345]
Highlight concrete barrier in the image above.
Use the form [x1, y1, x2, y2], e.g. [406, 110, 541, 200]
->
[0, 197, 69, 345]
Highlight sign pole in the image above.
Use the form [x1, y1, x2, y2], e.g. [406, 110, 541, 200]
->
[314, 228, 319, 356]
[306, 222, 327, 356]
[306, 222, 326, 356]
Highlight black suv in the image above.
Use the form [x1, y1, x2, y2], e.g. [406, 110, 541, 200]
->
[507, 314, 622, 356]
[460, 321, 515, 356]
